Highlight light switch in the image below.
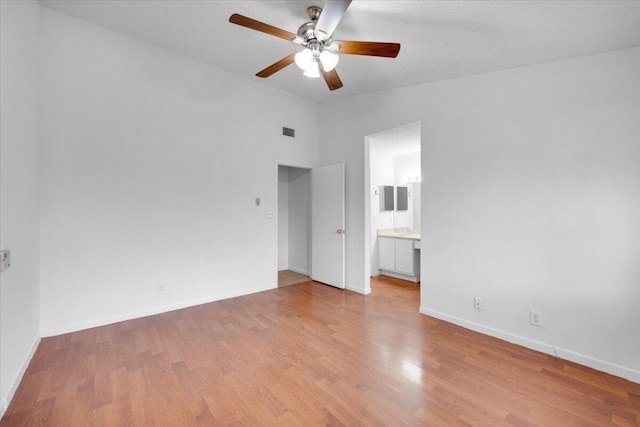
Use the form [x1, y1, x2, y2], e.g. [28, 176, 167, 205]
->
[264, 210, 273, 219]
[0, 249, 11, 272]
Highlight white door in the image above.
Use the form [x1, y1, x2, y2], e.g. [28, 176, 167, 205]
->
[311, 163, 345, 288]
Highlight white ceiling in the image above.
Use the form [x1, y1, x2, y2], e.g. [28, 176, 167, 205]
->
[39, 0, 640, 102]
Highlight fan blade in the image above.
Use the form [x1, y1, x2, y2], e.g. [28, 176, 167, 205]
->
[315, 0, 352, 40]
[256, 53, 296, 78]
[334, 40, 401, 58]
[229, 14, 297, 42]
[321, 68, 343, 91]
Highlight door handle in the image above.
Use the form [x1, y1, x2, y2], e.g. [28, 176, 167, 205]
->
[336, 229, 346, 234]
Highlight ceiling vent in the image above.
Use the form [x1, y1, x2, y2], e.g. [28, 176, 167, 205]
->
[282, 127, 295, 137]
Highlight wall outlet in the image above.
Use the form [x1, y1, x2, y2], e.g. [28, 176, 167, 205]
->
[158, 284, 166, 295]
[530, 310, 542, 326]
[473, 297, 483, 311]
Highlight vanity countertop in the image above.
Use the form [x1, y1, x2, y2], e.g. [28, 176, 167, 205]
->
[377, 228, 421, 241]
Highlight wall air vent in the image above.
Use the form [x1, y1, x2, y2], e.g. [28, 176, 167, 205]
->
[282, 127, 295, 138]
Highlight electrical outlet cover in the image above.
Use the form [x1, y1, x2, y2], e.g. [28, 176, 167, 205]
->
[530, 310, 542, 326]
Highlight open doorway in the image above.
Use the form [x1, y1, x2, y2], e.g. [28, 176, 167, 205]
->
[277, 165, 311, 287]
[365, 122, 421, 297]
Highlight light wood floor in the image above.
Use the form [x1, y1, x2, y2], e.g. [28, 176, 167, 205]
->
[278, 270, 311, 288]
[2, 277, 638, 426]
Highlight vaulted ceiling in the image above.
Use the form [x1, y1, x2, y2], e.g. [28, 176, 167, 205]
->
[40, 1, 640, 102]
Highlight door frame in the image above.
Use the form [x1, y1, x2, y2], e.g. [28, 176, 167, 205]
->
[364, 137, 373, 294]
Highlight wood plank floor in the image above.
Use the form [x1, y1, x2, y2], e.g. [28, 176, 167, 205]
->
[2, 276, 638, 426]
[278, 270, 311, 288]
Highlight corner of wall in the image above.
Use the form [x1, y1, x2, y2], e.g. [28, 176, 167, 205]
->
[0, 336, 40, 419]
[346, 283, 371, 295]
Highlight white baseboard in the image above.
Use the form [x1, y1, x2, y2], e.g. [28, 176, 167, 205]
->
[42, 284, 275, 337]
[1, 335, 41, 419]
[421, 307, 555, 355]
[420, 307, 640, 384]
[346, 283, 371, 295]
[554, 346, 640, 384]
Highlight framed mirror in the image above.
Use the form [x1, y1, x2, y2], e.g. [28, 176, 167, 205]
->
[396, 186, 408, 211]
[379, 185, 394, 211]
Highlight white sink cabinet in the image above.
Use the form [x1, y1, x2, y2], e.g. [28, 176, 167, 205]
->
[378, 236, 420, 282]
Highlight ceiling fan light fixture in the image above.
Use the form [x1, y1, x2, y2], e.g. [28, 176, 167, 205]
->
[320, 50, 339, 72]
[303, 62, 321, 78]
[295, 48, 313, 70]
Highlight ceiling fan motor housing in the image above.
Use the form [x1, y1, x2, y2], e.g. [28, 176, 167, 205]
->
[298, 6, 323, 43]
[297, 21, 316, 41]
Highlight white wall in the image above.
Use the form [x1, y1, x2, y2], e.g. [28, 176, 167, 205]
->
[0, 0, 41, 415]
[38, 9, 318, 336]
[278, 166, 289, 271]
[393, 152, 421, 188]
[319, 47, 640, 382]
[287, 167, 310, 275]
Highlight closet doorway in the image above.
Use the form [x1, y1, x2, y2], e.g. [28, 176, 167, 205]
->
[277, 165, 311, 287]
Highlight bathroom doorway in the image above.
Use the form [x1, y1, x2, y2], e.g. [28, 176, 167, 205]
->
[365, 122, 421, 293]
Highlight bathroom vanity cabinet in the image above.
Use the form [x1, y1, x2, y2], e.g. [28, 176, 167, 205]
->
[377, 231, 420, 282]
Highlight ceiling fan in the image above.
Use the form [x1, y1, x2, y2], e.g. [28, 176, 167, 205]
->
[229, 0, 400, 91]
